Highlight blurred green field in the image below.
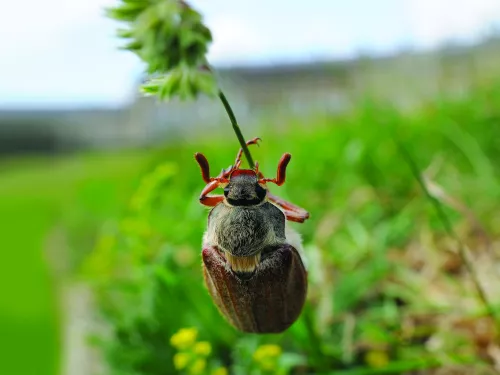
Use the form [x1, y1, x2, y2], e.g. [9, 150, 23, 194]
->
[2, 84, 500, 375]
[0, 151, 157, 375]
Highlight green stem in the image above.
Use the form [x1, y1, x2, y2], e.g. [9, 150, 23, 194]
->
[218, 90, 256, 169]
[302, 305, 331, 371]
[396, 139, 499, 328]
[327, 358, 440, 375]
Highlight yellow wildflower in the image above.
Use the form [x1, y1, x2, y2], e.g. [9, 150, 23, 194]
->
[170, 327, 198, 350]
[253, 344, 282, 363]
[189, 358, 206, 374]
[253, 344, 282, 372]
[365, 350, 389, 368]
[211, 367, 229, 375]
[193, 341, 212, 356]
[173, 353, 190, 370]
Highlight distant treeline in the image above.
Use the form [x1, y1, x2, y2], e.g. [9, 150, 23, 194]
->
[1, 36, 500, 154]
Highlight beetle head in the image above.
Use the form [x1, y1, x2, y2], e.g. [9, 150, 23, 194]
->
[224, 169, 267, 207]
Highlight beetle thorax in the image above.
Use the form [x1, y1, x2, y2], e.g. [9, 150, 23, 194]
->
[203, 202, 287, 274]
[224, 172, 266, 207]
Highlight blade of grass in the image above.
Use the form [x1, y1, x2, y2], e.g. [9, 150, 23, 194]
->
[327, 358, 440, 375]
[218, 90, 256, 169]
[395, 138, 500, 334]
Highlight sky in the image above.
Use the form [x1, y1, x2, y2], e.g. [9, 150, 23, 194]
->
[0, 0, 499, 109]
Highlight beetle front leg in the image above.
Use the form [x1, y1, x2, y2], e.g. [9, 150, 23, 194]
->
[199, 179, 226, 207]
[267, 192, 310, 222]
[200, 195, 224, 207]
[281, 209, 309, 223]
[234, 137, 261, 168]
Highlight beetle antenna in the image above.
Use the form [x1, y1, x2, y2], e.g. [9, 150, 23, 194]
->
[195, 152, 212, 183]
[258, 153, 291, 186]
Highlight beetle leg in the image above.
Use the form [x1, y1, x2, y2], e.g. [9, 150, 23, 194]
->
[267, 192, 310, 222]
[255, 161, 264, 179]
[259, 153, 291, 186]
[234, 137, 261, 167]
[267, 192, 309, 214]
[281, 209, 309, 223]
[219, 165, 234, 179]
[200, 195, 225, 207]
[199, 179, 227, 207]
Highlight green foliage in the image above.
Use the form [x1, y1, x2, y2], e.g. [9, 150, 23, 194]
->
[107, 0, 217, 100]
[84, 85, 500, 374]
[0, 150, 155, 375]
[141, 65, 217, 100]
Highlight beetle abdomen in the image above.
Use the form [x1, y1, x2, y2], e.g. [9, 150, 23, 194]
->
[202, 244, 307, 333]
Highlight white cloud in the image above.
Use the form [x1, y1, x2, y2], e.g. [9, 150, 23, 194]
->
[0, 0, 116, 54]
[407, 0, 500, 47]
[0, 0, 142, 107]
[1, 0, 500, 107]
[197, 0, 411, 65]
[205, 15, 268, 65]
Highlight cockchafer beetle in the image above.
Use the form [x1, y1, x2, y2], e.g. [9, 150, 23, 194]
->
[194, 138, 310, 333]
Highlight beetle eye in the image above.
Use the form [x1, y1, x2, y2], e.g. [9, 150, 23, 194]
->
[223, 186, 230, 197]
[255, 183, 266, 200]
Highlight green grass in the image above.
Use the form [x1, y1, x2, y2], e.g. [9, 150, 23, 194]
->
[2, 83, 500, 375]
[0, 151, 156, 375]
[84, 85, 500, 374]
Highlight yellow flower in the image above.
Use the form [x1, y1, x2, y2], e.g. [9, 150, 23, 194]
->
[364, 350, 389, 368]
[253, 344, 282, 372]
[193, 341, 212, 356]
[170, 327, 198, 349]
[253, 344, 282, 363]
[211, 367, 228, 375]
[173, 353, 190, 370]
[189, 358, 206, 374]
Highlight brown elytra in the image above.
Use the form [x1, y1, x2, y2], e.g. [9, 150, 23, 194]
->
[202, 244, 307, 333]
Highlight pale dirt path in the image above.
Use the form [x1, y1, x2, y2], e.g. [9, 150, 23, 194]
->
[46, 226, 105, 375]
[59, 283, 103, 375]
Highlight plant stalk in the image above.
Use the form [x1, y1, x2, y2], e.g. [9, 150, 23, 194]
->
[397, 140, 499, 329]
[202, 62, 255, 168]
[218, 90, 256, 169]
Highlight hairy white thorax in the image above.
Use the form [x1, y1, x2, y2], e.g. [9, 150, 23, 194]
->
[202, 199, 307, 273]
